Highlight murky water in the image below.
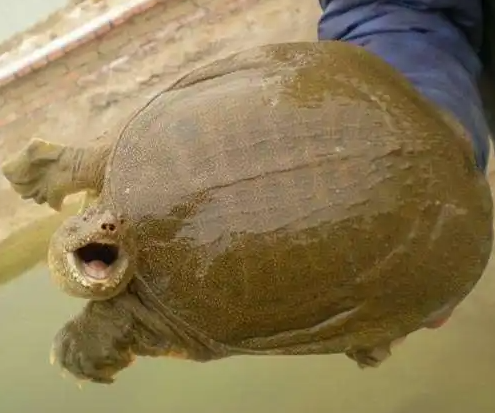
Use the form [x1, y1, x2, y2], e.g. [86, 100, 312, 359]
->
[1, 203, 495, 412]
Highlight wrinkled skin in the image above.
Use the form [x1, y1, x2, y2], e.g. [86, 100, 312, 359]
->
[2, 41, 493, 384]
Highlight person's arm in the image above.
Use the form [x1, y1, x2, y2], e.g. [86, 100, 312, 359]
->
[317, 0, 491, 172]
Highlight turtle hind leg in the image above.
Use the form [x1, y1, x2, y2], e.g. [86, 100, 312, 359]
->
[2, 137, 112, 211]
[345, 340, 398, 369]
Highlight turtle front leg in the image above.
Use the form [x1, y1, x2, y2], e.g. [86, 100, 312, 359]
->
[1, 137, 113, 211]
[51, 296, 137, 384]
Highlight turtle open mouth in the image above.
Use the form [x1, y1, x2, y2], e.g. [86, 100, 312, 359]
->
[69, 242, 127, 284]
[76, 243, 119, 279]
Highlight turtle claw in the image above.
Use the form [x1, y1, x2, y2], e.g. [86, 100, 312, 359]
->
[49, 345, 56, 366]
[51, 344, 85, 387]
[1, 138, 68, 211]
[50, 346, 66, 378]
[50, 347, 69, 381]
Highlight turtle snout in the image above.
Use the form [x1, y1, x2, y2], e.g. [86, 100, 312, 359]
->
[97, 210, 125, 236]
[48, 205, 136, 300]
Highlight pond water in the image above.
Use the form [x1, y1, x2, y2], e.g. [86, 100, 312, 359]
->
[1, 207, 495, 412]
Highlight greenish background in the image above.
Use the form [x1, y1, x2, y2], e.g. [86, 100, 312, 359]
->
[1, 1, 495, 412]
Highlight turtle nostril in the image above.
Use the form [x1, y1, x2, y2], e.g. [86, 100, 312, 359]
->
[101, 222, 117, 232]
[98, 210, 122, 234]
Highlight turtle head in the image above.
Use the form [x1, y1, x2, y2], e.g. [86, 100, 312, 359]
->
[48, 203, 137, 300]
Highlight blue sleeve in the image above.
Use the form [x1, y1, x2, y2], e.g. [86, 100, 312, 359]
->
[317, 0, 490, 172]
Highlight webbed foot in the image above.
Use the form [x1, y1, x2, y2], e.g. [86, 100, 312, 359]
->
[2, 138, 70, 210]
[51, 318, 135, 384]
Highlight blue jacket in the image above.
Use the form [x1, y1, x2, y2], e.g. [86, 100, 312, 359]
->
[318, 0, 490, 172]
